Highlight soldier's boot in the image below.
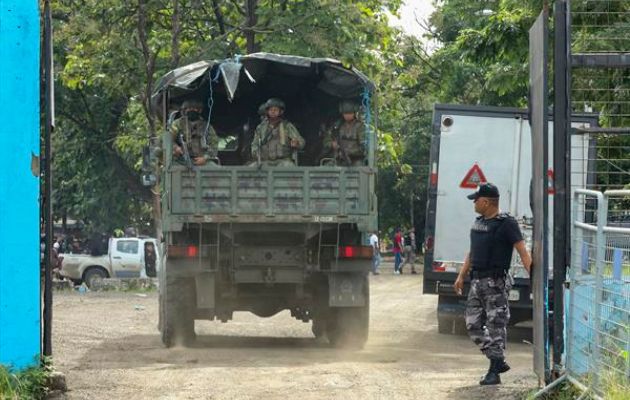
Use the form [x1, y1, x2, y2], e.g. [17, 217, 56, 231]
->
[479, 370, 501, 385]
[494, 358, 510, 374]
[479, 359, 502, 385]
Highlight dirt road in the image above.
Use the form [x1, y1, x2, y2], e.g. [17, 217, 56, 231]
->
[53, 267, 537, 399]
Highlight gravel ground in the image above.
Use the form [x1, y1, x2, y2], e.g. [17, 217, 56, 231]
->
[52, 264, 537, 399]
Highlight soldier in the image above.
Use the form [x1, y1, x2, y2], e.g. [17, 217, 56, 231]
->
[322, 100, 366, 166]
[171, 99, 218, 166]
[258, 103, 267, 121]
[251, 98, 305, 166]
[453, 183, 532, 385]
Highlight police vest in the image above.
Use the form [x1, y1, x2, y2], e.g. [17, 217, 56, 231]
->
[469, 212, 514, 271]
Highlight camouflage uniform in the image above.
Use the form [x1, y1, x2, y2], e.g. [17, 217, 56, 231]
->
[251, 119, 305, 166]
[170, 114, 218, 165]
[465, 275, 511, 360]
[322, 101, 366, 166]
[323, 120, 366, 166]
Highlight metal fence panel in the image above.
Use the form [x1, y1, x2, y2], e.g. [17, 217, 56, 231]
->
[568, 190, 630, 398]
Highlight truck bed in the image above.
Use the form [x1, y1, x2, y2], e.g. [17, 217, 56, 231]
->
[167, 166, 376, 224]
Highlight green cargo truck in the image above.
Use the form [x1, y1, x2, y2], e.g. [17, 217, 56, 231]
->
[149, 54, 378, 348]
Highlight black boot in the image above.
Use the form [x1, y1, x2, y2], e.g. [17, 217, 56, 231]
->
[479, 359, 501, 385]
[494, 358, 510, 374]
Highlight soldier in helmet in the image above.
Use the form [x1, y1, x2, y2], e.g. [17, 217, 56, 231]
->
[258, 103, 268, 122]
[170, 99, 218, 166]
[322, 100, 366, 166]
[251, 98, 305, 166]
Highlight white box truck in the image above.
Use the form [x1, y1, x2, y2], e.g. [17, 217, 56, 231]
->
[423, 104, 596, 334]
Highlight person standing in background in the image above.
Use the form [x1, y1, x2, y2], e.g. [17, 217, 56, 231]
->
[393, 228, 403, 274]
[369, 231, 380, 275]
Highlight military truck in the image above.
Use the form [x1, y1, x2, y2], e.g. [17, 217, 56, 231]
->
[149, 54, 377, 348]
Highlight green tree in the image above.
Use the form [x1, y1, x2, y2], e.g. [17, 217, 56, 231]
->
[50, 0, 404, 234]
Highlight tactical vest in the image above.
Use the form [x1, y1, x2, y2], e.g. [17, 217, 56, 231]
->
[470, 212, 513, 271]
[173, 117, 208, 158]
[183, 118, 209, 158]
[260, 121, 291, 161]
[338, 120, 364, 157]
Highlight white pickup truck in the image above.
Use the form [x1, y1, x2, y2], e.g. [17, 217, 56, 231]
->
[60, 237, 160, 287]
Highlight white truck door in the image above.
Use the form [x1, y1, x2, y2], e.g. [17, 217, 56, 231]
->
[110, 239, 142, 278]
[433, 114, 520, 271]
[433, 112, 591, 276]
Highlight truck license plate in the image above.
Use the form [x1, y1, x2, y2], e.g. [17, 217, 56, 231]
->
[509, 290, 520, 302]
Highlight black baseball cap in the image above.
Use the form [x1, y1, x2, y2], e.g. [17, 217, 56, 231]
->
[467, 183, 500, 200]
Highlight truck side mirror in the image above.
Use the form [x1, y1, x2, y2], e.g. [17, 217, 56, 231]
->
[141, 145, 157, 186]
[142, 173, 157, 187]
[142, 145, 152, 172]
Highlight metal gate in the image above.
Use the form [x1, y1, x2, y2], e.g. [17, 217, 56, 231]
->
[568, 189, 630, 399]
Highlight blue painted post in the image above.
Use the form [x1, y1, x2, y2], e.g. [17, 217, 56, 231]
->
[0, 1, 41, 369]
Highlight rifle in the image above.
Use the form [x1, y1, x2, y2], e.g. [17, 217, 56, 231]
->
[333, 124, 352, 166]
[257, 131, 262, 169]
[175, 132, 194, 170]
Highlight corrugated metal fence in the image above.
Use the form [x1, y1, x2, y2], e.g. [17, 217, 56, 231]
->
[568, 189, 630, 398]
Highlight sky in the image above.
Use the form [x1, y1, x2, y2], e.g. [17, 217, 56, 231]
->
[389, 0, 436, 38]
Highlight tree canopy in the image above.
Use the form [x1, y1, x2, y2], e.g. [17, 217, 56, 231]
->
[50, 0, 628, 240]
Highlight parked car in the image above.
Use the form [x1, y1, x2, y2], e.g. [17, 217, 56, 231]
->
[60, 237, 160, 287]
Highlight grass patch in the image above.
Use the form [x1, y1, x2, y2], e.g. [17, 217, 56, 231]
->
[524, 374, 630, 400]
[600, 371, 630, 400]
[524, 381, 581, 399]
[0, 358, 51, 400]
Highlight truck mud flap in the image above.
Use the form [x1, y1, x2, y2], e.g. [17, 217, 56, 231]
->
[195, 272, 215, 309]
[328, 273, 367, 307]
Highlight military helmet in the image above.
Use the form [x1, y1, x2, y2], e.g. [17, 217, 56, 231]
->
[181, 99, 204, 110]
[258, 103, 267, 116]
[265, 98, 285, 110]
[339, 100, 359, 114]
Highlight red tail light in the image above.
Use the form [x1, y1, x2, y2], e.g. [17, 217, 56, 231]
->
[187, 245, 198, 257]
[432, 261, 446, 272]
[338, 246, 372, 259]
[168, 245, 199, 258]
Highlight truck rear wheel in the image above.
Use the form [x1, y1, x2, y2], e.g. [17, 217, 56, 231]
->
[161, 278, 196, 347]
[311, 317, 326, 339]
[326, 278, 369, 349]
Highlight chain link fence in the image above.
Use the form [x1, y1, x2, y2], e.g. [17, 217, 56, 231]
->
[568, 189, 630, 399]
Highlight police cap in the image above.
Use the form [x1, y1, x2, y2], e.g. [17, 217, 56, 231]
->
[467, 183, 500, 200]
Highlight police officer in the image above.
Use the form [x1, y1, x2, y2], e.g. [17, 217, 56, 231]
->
[251, 98, 305, 166]
[322, 100, 366, 166]
[453, 183, 532, 385]
[171, 99, 218, 166]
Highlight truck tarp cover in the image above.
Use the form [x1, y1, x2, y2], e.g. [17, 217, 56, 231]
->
[151, 53, 374, 132]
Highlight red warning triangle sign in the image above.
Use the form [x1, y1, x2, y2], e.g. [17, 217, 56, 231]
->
[460, 163, 488, 189]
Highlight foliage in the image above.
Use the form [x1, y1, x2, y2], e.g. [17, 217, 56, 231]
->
[375, 0, 542, 238]
[50, 0, 403, 235]
[50, 0, 627, 240]
[0, 358, 51, 400]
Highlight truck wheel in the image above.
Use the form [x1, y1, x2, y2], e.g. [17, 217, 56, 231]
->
[83, 267, 108, 289]
[326, 277, 369, 349]
[311, 317, 326, 339]
[161, 278, 196, 347]
[437, 316, 453, 334]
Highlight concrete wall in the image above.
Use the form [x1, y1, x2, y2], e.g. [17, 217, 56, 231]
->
[0, 0, 41, 369]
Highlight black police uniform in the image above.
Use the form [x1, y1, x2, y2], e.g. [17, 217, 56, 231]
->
[465, 212, 523, 361]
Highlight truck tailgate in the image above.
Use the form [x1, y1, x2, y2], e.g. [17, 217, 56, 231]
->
[170, 167, 372, 216]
